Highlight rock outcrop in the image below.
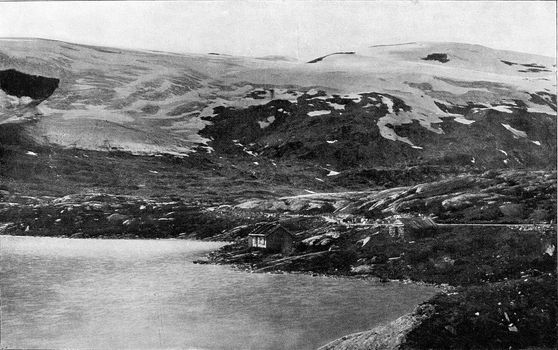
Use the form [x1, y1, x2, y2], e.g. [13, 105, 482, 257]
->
[0, 69, 59, 101]
[319, 304, 434, 350]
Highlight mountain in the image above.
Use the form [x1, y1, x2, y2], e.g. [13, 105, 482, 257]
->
[0, 38, 555, 171]
[1, 39, 556, 349]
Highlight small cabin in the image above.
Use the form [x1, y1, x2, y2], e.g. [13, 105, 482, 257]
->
[248, 223, 294, 254]
[388, 217, 437, 238]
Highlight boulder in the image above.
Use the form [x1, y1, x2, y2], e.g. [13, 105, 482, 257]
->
[350, 264, 375, 274]
[122, 218, 139, 228]
[302, 232, 340, 246]
[0, 223, 15, 234]
[107, 213, 130, 224]
[303, 201, 335, 214]
[442, 193, 489, 210]
[432, 256, 456, 270]
[499, 203, 524, 217]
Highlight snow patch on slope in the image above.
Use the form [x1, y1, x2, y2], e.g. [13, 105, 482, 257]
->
[258, 116, 276, 128]
[454, 117, 475, 125]
[308, 110, 331, 117]
[501, 123, 527, 138]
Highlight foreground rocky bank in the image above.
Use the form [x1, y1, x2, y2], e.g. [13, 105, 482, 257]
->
[319, 275, 556, 350]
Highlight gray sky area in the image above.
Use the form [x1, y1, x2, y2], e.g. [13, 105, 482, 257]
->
[0, 1, 555, 59]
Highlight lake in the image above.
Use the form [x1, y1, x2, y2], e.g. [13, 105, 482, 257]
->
[0, 235, 438, 349]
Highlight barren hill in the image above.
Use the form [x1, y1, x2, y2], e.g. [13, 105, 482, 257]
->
[0, 38, 555, 170]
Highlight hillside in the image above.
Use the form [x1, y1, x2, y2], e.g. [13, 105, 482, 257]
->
[0, 38, 556, 350]
[0, 39, 555, 170]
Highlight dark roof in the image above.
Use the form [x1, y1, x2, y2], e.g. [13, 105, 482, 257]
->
[248, 223, 294, 237]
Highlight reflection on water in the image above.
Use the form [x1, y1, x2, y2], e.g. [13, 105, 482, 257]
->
[0, 236, 438, 349]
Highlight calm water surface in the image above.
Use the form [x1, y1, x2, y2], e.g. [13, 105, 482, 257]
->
[0, 236, 438, 350]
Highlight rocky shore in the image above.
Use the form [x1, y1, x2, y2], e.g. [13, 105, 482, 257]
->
[206, 222, 556, 349]
[208, 240, 556, 350]
[318, 274, 556, 350]
[318, 304, 436, 350]
[204, 170, 557, 349]
[1, 167, 556, 349]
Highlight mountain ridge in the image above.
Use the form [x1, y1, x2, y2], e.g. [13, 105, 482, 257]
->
[0, 38, 556, 171]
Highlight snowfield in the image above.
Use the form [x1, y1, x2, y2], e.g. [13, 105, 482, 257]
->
[0, 39, 555, 157]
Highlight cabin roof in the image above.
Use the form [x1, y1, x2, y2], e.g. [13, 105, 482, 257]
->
[248, 223, 294, 237]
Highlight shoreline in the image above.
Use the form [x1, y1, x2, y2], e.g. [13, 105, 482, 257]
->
[2, 233, 444, 350]
[2, 227, 556, 349]
[1, 233, 446, 288]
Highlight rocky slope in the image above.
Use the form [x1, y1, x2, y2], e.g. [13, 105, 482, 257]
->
[0, 39, 555, 169]
[1, 38, 556, 350]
